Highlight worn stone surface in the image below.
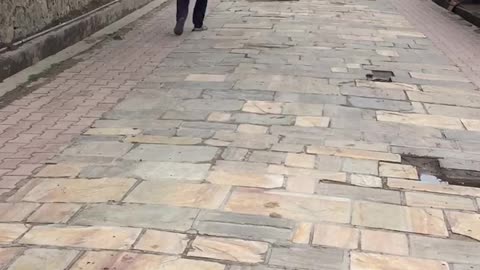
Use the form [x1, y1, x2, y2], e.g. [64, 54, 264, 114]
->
[446, 211, 480, 241]
[0, 248, 23, 269]
[189, 236, 269, 263]
[379, 162, 418, 179]
[313, 223, 359, 249]
[350, 174, 382, 188]
[123, 145, 218, 162]
[410, 235, 480, 264]
[307, 146, 401, 162]
[351, 252, 449, 270]
[352, 201, 448, 236]
[269, 246, 346, 270]
[207, 170, 284, 188]
[361, 230, 409, 255]
[7, 248, 78, 270]
[0, 202, 39, 222]
[0, 224, 29, 244]
[406, 192, 476, 211]
[27, 203, 81, 223]
[135, 230, 189, 254]
[316, 183, 401, 204]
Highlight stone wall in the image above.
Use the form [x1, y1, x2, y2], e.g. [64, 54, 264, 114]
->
[0, 0, 111, 46]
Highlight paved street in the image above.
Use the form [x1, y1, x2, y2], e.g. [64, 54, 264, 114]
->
[1, 0, 480, 269]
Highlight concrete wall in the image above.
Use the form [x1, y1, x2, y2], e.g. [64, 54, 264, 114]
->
[0, 0, 111, 45]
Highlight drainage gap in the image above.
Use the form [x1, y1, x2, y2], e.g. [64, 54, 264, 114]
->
[366, 70, 395, 82]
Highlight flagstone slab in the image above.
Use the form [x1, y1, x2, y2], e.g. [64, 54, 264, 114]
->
[406, 192, 476, 211]
[224, 189, 351, 223]
[16, 178, 136, 203]
[295, 116, 330, 127]
[27, 203, 81, 223]
[351, 252, 449, 270]
[387, 178, 480, 197]
[135, 230, 189, 254]
[285, 153, 316, 168]
[268, 165, 347, 182]
[307, 146, 401, 162]
[242, 101, 283, 114]
[410, 235, 480, 264]
[313, 223, 359, 249]
[70, 252, 225, 270]
[72, 204, 198, 231]
[269, 246, 346, 270]
[125, 182, 230, 209]
[0, 224, 29, 244]
[125, 135, 202, 145]
[352, 201, 448, 236]
[35, 164, 82, 178]
[7, 248, 78, 270]
[361, 230, 408, 255]
[123, 145, 218, 162]
[84, 128, 141, 136]
[188, 236, 269, 263]
[316, 183, 401, 204]
[20, 225, 141, 249]
[446, 211, 480, 241]
[0, 248, 23, 269]
[292, 222, 312, 244]
[207, 170, 284, 188]
[0, 202, 39, 221]
[132, 162, 211, 181]
[377, 111, 464, 130]
[379, 162, 418, 179]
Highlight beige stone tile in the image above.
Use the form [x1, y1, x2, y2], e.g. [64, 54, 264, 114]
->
[286, 176, 316, 194]
[351, 252, 449, 270]
[324, 139, 389, 152]
[125, 182, 230, 209]
[352, 201, 448, 236]
[356, 80, 419, 91]
[446, 211, 480, 241]
[376, 50, 399, 57]
[387, 178, 480, 197]
[125, 135, 202, 145]
[378, 29, 426, 37]
[268, 165, 347, 182]
[0, 247, 23, 269]
[292, 222, 312, 244]
[0, 224, 29, 244]
[461, 119, 480, 131]
[406, 192, 476, 211]
[331, 67, 347, 73]
[377, 111, 464, 130]
[224, 189, 351, 223]
[207, 170, 283, 188]
[270, 75, 338, 94]
[7, 248, 78, 270]
[205, 139, 230, 146]
[20, 225, 141, 249]
[307, 146, 401, 162]
[313, 223, 359, 249]
[27, 203, 81, 223]
[208, 112, 231, 122]
[135, 230, 189, 254]
[347, 63, 362, 68]
[237, 124, 268, 134]
[410, 72, 470, 82]
[242, 101, 282, 114]
[350, 174, 382, 188]
[71, 251, 225, 270]
[18, 178, 136, 203]
[84, 128, 141, 136]
[285, 153, 315, 168]
[295, 116, 330, 127]
[379, 162, 418, 179]
[185, 74, 226, 82]
[35, 164, 82, 178]
[0, 202, 39, 222]
[361, 230, 408, 255]
[189, 236, 268, 263]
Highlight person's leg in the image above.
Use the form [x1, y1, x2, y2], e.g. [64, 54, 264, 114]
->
[175, 0, 189, 35]
[192, 0, 208, 29]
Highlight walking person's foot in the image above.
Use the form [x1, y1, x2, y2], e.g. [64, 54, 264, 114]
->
[174, 17, 186, 35]
[192, 25, 208, 32]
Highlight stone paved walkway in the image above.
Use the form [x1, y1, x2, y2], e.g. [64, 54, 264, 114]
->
[1, 0, 480, 269]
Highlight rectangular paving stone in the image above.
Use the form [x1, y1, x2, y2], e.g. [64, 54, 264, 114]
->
[16, 178, 136, 203]
[275, 92, 347, 105]
[355, 80, 418, 91]
[194, 210, 294, 242]
[316, 183, 400, 204]
[233, 113, 296, 125]
[350, 174, 382, 188]
[295, 116, 330, 127]
[282, 103, 324, 116]
[342, 158, 378, 175]
[410, 72, 469, 82]
[325, 139, 389, 152]
[123, 145, 218, 162]
[131, 162, 211, 181]
[125, 182, 230, 209]
[377, 111, 464, 130]
[71, 251, 225, 270]
[269, 246, 346, 270]
[180, 99, 244, 111]
[268, 165, 347, 182]
[410, 235, 480, 264]
[188, 236, 269, 263]
[238, 124, 269, 134]
[361, 229, 409, 256]
[61, 141, 133, 157]
[203, 89, 274, 101]
[162, 110, 210, 121]
[72, 204, 198, 231]
[351, 252, 449, 270]
[7, 248, 78, 270]
[286, 176, 317, 194]
[242, 101, 283, 114]
[407, 91, 480, 108]
[349, 96, 413, 111]
[0, 224, 29, 244]
[352, 201, 448, 236]
[379, 162, 418, 179]
[307, 146, 401, 162]
[313, 223, 359, 249]
[286, 153, 315, 168]
[462, 119, 480, 132]
[224, 189, 351, 223]
[84, 128, 141, 136]
[135, 230, 189, 254]
[387, 178, 480, 197]
[35, 164, 82, 178]
[27, 203, 81, 223]
[315, 155, 343, 171]
[20, 225, 141, 249]
[249, 151, 285, 164]
[207, 170, 284, 188]
[125, 135, 202, 145]
[446, 211, 480, 241]
[0, 202, 39, 222]
[406, 192, 476, 211]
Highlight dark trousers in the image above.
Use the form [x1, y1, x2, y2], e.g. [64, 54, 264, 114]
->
[176, 0, 207, 28]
